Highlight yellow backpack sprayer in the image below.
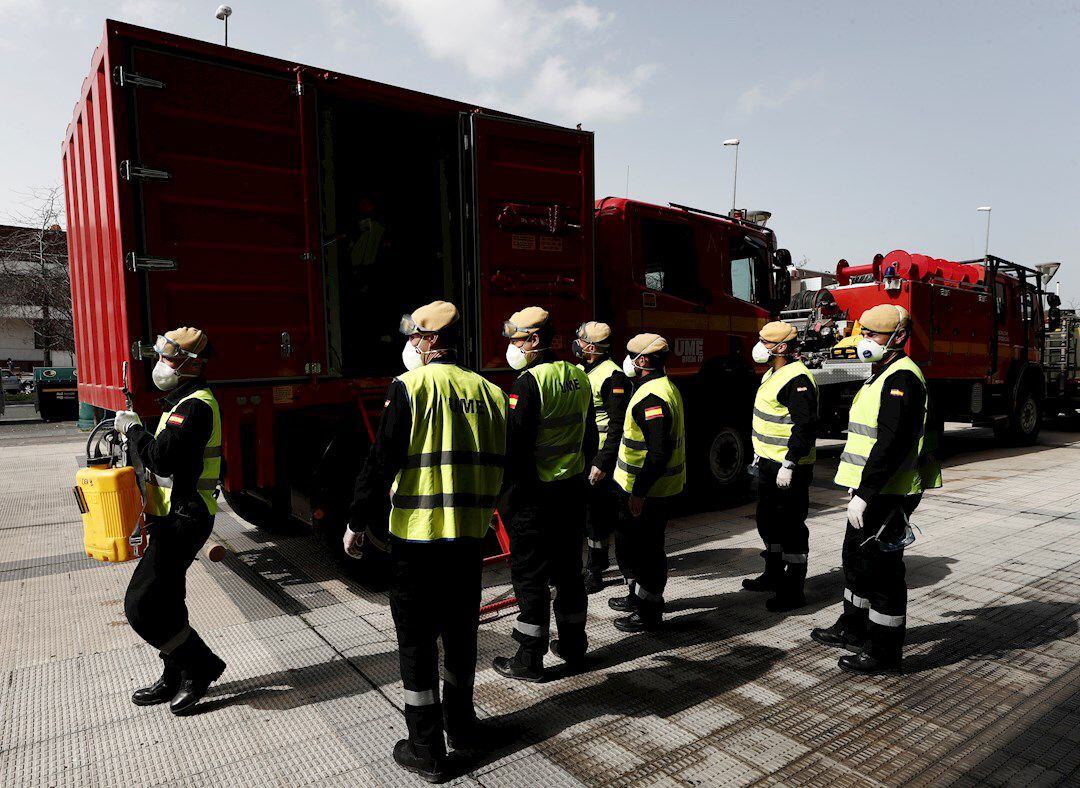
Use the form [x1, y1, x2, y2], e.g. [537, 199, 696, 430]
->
[73, 362, 229, 564]
[74, 362, 146, 562]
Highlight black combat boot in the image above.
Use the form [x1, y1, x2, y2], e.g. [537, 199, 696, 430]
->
[608, 580, 638, 612]
[168, 633, 226, 715]
[742, 555, 783, 592]
[613, 608, 662, 633]
[131, 656, 181, 706]
[810, 622, 865, 653]
[584, 571, 606, 594]
[549, 635, 588, 672]
[492, 648, 544, 683]
[393, 739, 449, 783]
[765, 564, 807, 612]
[838, 650, 902, 676]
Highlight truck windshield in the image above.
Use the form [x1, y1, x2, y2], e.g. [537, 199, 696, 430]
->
[729, 235, 767, 304]
[641, 217, 702, 302]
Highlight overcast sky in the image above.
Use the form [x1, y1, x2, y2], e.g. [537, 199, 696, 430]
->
[1, 0, 1077, 302]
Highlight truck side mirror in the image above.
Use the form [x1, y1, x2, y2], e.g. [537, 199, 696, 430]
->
[1046, 293, 1061, 308]
[1048, 307, 1062, 331]
[774, 248, 792, 268]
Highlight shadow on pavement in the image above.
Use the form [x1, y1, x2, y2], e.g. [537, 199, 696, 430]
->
[904, 599, 1080, 673]
[474, 644, 785, 770]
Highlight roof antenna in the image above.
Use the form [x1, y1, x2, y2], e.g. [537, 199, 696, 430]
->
[625, 164, 631, 199]
[215, 5, 232, 47]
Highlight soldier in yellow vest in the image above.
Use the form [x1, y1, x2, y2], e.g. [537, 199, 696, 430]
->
[344, 301, 507, 782]
[493, 307, 596, 682]
[112, 327, 225, 715]
[573, 321, 633, 593]
[743, 321, 819, 612]
[610, 333, 686, 632]
[811, 304, 942, 675]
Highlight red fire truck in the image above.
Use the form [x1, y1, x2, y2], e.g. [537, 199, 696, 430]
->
[63, 21, 790, 543]
[788, 250, 1054, 444]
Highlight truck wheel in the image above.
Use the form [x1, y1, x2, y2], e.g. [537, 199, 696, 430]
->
[994, 388, 1041, 446]
[692, 424, 751, 504]
[221, 489, 294, 533]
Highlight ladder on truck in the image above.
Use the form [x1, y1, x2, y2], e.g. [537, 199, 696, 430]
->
[356, 398, 517, 619]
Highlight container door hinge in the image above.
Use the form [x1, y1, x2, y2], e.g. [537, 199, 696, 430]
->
[300, 252, 316, 263]
[125, 253, 178, 272]
[463, 134, 470, 150]
[305, 362, 322, 374]
[112, 67, 165, 89]
[119, 161, 171, 181]
[131, 341, 158, 360]
[292, 82, 305, 96]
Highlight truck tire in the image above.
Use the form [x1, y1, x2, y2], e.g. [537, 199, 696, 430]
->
[994, 387, 1041, 446]
[691, 423, 751, 505]
[221, 489, 295, 533]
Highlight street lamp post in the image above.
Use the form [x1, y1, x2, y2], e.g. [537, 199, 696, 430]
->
[977, 206, 992, 261]
[215, 5, 232, 46]
[723, 138, 740, 213]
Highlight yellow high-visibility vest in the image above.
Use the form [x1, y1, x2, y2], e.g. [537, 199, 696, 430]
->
[144, 388, 222, 517]
[614, 376, 686, 498]
[390, 363, 508, 541]
[528, 361, 592, 482]
[751, 360, 817, 465]
[834, 355, 941, 494]
[578, 358, 622, 450]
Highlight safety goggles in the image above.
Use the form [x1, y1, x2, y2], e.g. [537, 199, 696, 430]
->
[860, 510, 921, 552]
[575, 323, 610, 348]
[153, 335, 199, 361]
[502, 320, 542, 339]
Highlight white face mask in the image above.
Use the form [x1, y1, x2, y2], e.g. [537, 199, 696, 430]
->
[401, 341, 423, 371]
[506, 343, 529, 370]
[152, 359, 181, 391]
[622, 354, 639, 377]
[751, 341, 771, 364]
[856, 336, 888, 362]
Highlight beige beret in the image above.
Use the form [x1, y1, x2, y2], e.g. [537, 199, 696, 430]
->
[576, 321, 612, 345]
[627, 332, 669, 355]
[404, 300, 459, 334]
[860, 304, 910, 333]
[759, 321, 797, 344]
[503, 306, 550, 338]
[164, 326, 208, 354]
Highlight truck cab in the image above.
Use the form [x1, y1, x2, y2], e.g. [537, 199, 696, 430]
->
[594, 198, 792, 495]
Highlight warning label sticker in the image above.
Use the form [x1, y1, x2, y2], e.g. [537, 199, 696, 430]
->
[273, 386, 295, 405]
[512, 234, 537, 250]
[539, 237, 563, 252]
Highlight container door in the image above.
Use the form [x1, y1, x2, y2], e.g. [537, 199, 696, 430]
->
[462, 114, 593, 371]
[123, 45, 322, 382]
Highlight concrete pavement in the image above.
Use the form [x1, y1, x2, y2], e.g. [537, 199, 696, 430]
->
[1, 422, 1079, 786]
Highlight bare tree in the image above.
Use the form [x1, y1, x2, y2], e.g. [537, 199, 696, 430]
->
[0, 186, 73, 367]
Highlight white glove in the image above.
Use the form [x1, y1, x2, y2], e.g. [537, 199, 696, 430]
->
[775, 461, 794, 489]
[847, 495, 868, 529]
[113, 410, 142, 435]
[343, 528, 365, 559]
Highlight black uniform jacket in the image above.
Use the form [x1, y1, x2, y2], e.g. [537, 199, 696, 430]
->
[856, 353, 926, 502]
[503, 351, 599, 490]
[625, 369, 679, 498]
[127, 376, 214, 518]
[581, 357, 632, 475]
[775, 368, 818, 465]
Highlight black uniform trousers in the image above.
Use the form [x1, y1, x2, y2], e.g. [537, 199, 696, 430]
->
[837, 493, 921, 661]
[388, 538, 484, 753]
[507, 477, 588, 658]
[614, 495, 670, 617]
[584, 478, 619, 574]
[124, 507, 217, 675]
[754, 460, 812, 589]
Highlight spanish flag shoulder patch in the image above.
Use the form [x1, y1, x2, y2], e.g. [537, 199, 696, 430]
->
[509, 394, 519, 409]
[796, 386, 808, 392]
[612, 387, 625, 395]
[644, 405, 664, 420]
[889, 388, 904, 397]
[167, 413, 186, 426]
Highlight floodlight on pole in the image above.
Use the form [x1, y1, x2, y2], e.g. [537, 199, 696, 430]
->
[215, 5, 232, 47]
[977, 206, 992, 261]
[723, 138, 740, 213]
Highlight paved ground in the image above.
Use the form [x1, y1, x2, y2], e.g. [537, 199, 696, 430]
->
[2, 422, 1079, 786]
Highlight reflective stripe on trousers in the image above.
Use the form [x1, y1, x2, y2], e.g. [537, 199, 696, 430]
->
[514, 620, 547, 638]
[844, 588, 870, 609]
[403, 688, 437, 707]
[868, 609, 905, 627]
